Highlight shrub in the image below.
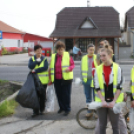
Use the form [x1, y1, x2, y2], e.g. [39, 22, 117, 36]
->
[1, 46, 7, 55]
[0, 99, 18, 118]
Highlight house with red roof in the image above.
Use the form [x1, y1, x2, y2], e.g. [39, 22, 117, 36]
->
[0, 21, 25, 52]
[0, 21, 53, 55]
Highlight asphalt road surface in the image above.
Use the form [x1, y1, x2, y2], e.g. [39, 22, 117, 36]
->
[0, 65, 133, 82]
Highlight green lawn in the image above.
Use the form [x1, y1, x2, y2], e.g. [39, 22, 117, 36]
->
[0, 99, 18, 118]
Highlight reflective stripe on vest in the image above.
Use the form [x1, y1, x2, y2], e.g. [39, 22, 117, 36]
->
[32, 56, 49, 84]
[95, 63, 124, 103]
[131, 66, 134, 99]
[50, 52, 73, 82]
[81, 54, 98, 83]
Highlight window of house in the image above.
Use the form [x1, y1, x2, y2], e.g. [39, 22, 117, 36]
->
[81, 20, 94, 28]
[79, 38, 95, 52]
[18, 40, 20, 48]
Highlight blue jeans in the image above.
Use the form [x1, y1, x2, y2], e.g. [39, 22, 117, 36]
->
[83, 79, 95, 113]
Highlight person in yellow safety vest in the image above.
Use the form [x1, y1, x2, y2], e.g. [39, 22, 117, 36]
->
[131, 66, 134, 107]
[94, 45, 128, 134]
[94, 45, 124, 134]
[49, 41, 75, 116]
[28, 44, 49, 117]
[81, 44, 98, 118]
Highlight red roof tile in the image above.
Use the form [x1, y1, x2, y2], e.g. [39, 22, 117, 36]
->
[0, 21, 25, 34]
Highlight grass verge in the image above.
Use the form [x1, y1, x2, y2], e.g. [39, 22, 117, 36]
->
[0, 99, 18, 118]
[0, 79, 8, 85]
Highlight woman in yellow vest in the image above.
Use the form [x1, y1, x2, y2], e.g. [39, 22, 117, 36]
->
[50, 41, 75, 116]
[94, 45, 128, 134]
[28, 44, 49, 117]
[94, 45, 124, 134]
[131, 66, 134, 107]
[81, 44, 98, 118]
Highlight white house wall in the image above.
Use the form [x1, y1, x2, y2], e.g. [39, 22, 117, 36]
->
[40, 41, 53, 50]
[1, 39, 23, 47]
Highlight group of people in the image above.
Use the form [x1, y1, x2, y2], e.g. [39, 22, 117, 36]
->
[28, 41, 74, 117]
[28, 40, 134, 134]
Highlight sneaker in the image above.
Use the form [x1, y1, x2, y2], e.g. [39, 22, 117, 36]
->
[85, 113, 93, 118]
[57, 109, 64, 114]
[63, 111, 70, 116]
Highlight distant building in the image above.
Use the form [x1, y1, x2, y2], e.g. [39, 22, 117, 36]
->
[0, 21, 24, 52]
[50, 7, 121, 58]
[23, 33, 53, 49]
[0, 21, 53, 53]
[124, 6, 134, 54]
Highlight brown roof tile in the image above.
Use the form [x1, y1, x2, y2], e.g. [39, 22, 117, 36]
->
[0, 21, 25, 34]
[50, 7, 121, 38]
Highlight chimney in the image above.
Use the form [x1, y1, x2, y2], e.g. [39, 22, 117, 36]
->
[87, 0, 90, 7]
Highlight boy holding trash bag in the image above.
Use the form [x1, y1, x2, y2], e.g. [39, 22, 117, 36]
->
[28, 44, 49, 117]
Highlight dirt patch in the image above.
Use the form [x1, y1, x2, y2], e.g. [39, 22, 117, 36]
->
[0, 80, 22, 102]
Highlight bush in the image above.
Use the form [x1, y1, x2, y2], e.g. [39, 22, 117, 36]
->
[1, 46, 7, 55]
[21, 48, 28, 53]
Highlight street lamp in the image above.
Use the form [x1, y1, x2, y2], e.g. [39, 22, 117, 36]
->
[128, 27, 134, 57]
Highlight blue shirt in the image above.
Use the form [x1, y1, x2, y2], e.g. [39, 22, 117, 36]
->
[73, 46, 79, 54]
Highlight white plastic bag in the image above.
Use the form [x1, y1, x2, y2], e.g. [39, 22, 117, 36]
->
[75, 77, 82, 85]
[129, 108, 134, 132]
[45, 85, 55, 112]
[88, 102, 102, 110]
[113, 102, 126, 114]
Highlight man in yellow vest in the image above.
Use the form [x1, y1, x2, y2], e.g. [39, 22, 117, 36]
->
[81, 44, 98, 118]
[28, 44, 49, 117]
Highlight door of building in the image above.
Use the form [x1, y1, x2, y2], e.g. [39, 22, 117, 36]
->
[79, 38, 95, 52]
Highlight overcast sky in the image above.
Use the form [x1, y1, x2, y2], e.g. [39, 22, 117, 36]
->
[0, 0, 134, 37]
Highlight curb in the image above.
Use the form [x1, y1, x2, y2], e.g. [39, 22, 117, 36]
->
[0, 81, 23, 105]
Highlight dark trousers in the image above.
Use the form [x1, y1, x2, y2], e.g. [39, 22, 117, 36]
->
[33, 84, 47, 114]
[54, 79, 72, 112]
[97, 107, 120, 134]
[74, 54, 78, 60]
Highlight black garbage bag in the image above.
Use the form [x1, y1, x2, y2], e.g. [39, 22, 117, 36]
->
[32, 73, 44, 94]
[16, 73, 39, 109]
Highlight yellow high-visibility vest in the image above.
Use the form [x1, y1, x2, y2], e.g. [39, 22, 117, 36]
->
[32, 56, 49, 84]
[131, 66, 134, 99]
[50, 52, 73, 82]
[81, 54, 97, 83]
[95, 63, 124, 103]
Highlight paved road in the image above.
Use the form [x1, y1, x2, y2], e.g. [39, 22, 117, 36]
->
[0, 64, 131, 134]
[0, 65, 133, 82]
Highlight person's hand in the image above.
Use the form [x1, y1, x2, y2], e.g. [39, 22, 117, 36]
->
[108, 100, 115, 108]
[32, 69, 35, 73]
[36, 58, 41, 62]
[102, 100, 108, 107]
[131, 101, 134, 107]
[65, 68, 70, 72]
